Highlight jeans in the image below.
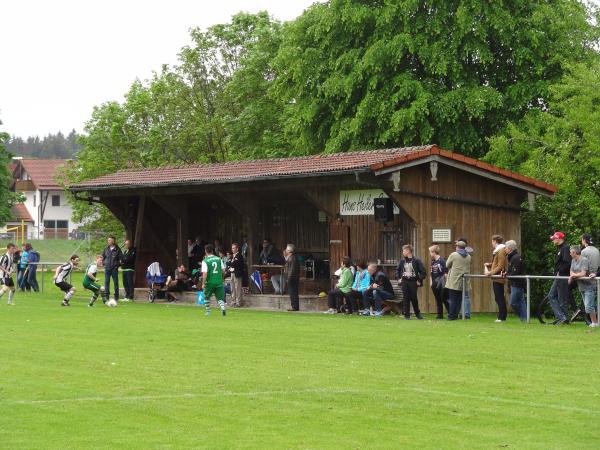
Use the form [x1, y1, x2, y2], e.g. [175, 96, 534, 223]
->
[27, 267, 39, 292]
[510, 286, 527, 320]
[17, 267, 28, 290]
[271, 274, 284, 295]
[328, 289, 352, 312]
[548, 278, 569, 321]
[493, 282, 507, 321]
[104, 268, 119, 300]
[401, 279, 421, 317]
[363, 288, 394, 312]
[288, 278, 299, 310]
[122, 270, 135, 299]
[582, 289, 597, 314]
[448, 289, 462, 320]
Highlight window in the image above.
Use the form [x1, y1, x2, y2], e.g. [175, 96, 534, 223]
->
[381, 231, 400, 263]
[51, 195, 60, 207]
[44, 220, 56, 228]
[57, 220, 68, 229]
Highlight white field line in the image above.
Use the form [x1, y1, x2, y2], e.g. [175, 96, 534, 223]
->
[3, 386, 597, 415]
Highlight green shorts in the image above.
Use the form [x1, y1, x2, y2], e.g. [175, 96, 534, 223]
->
[83, 280, 101, 293]
[204, 283, 225, 302]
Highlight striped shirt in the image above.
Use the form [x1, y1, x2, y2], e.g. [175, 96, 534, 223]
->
[0, 253, 14, 277]
[55, 262, 74, 283]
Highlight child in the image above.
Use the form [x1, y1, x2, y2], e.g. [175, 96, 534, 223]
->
[0, 243, 17, 305]
[83, 255, 104, 307]
[54, 255, 80, 306]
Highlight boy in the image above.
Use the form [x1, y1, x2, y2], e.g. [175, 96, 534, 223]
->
[83, 256, 104, 307]
[0, 243, 17, 305]
[201, 244, 226, 316]
[54, 255, 80, 306]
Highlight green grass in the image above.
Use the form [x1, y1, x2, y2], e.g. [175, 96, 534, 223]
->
[1, 289, 599, 449]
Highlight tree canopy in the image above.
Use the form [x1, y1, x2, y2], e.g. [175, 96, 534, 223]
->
[6, 130, 81, 159]
[0, 119, 22, 226]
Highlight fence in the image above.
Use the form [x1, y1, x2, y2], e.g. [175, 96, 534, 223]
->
[462, 274, 600, 323]
[14, 262, 84, 293]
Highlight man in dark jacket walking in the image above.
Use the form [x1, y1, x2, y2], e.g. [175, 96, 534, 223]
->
[121, 239, 136, 302]
[396, 244, 426, 320]
[102, 236, 123, 302]
[547, 231, 571, 325]
[285, 244, 300, 311]
[504, 240, 526, 321]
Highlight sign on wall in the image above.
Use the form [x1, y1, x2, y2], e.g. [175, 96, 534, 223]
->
[432, 228, 452, 243]
[340, 189, 400, 216]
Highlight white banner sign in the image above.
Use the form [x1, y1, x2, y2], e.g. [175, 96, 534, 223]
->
[340, 189, 399, 216]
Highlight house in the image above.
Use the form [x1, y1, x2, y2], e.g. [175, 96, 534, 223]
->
[10, 158, 78, 239]
[70, 145, 557, 312]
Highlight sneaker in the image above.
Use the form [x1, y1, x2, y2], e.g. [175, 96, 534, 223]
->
[221, 309, 226, 317]
[205, 310, 211, 316]
[61, 300, 70, 307]
[88, 302, 94, 307]
[360, 310, 371, 316]
[403, 316, 411, 320]
[494, 319, 505, 323]
[416, 314, 424, 320]
[121, 298, 131, 303]
[373, 311, 383, 317]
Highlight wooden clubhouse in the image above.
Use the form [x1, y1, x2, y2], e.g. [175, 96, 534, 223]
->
[70, 145, 557, 313]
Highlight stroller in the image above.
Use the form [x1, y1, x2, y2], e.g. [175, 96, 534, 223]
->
[146, 262, 168, 303]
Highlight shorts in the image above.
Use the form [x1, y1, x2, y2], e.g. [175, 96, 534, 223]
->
[83, 280, 101, 293]
[55, 281, 73, 292]
[1, 277, 14, 288]
[204, 283, 225, 302]
[582, 290, 597, 314]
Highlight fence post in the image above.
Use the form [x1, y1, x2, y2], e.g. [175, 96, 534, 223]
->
[526, 276, 531, 324]
[461, 275, 466, 320]
[41, 264, 44, 293]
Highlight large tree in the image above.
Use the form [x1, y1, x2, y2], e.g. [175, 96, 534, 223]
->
[272, 0, 598, 156]
[0, 119, 21, 226]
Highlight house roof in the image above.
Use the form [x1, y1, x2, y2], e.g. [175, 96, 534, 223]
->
[16, 159, 68, 190]
[9, 203, 33, 222]
[71, 145, 557, 195]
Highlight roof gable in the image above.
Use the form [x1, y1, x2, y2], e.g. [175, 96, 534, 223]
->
[16, 159, 68, 190]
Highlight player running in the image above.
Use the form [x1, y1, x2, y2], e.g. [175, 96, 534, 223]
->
[0, 243, 17, 305]
[201, 244, 226, 316]
[54, 255, 80, 307]
[83, 255, 104, 307]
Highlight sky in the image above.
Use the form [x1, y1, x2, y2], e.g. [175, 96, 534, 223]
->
[0, 0, 321, 138]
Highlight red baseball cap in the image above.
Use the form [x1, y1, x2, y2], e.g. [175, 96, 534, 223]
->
[549, 231, 565, 241]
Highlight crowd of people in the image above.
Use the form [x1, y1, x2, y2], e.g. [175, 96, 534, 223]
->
[0, 231, 597, 324]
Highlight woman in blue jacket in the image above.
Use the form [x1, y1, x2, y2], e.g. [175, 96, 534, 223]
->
[348, 261, 370, 314]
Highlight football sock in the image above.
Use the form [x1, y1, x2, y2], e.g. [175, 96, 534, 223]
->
[7, 290, 14, 304]
[218, 300, 225, 311]
[205, 303, 211, 314]
[65, 290, 74, 301]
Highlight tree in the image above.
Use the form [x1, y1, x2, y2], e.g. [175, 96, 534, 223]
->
[0, 119, 22, 226]
[272, 0, 598, 156]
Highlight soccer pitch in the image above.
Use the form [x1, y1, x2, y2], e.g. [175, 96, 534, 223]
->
[1, 289, 598, 449]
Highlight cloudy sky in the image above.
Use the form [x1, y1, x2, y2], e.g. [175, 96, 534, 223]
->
[0, 0, 321, 138]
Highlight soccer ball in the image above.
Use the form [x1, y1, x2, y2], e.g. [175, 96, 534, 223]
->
[107, 298, 118, 308]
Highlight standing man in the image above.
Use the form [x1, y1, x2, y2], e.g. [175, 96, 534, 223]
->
[102, 236, 123, 303]
[484, 235, 508, 322]
[581, 234, 599, 276]
[26, 243, 40, 292]
[121, 239, 136, 302]
[396, 244, 426, 320]
[547, 231, 572, 325]
[229, 242, 245, 307]
[17, 243, 29, 291]
[569, 245, 597, 327]
[0, 243, 17, 305]
[201, 244, 227, 316]
[504, 240, 527, 321]
[445, 241, 472, 320]
[429, 245, 449, 319]
[285, 244, 300, 311]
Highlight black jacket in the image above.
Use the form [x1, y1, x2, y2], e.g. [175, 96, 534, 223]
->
[259, 244, 283, 265]
[121, 247, 137, 270]
[507, 251, 525, 289]
[395, 257, 427, 283]
[230, 252, 245, 277]
[285, 254, 300, 282]
[102, 245, 123, 271]
[554, 242, 571, 276]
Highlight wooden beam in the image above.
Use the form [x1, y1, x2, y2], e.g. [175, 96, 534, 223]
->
[302, 188, 337, 219]
[134, 196, 146, 249]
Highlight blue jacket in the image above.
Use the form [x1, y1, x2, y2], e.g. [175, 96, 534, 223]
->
[352, 269, 371, 292]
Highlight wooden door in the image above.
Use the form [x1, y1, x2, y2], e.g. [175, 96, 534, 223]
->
[329, 221, 350, 275]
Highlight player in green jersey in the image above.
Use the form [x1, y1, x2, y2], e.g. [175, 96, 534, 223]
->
[83, 255, 104, 307]
[201, 244, 226, 316]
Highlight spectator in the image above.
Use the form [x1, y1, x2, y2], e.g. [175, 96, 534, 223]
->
[26, 244, 40, 292]
[429, 245, 449, 319]
[189, 237, 203, 268]
[241, 236, 249, 259]
[121, 239, 136, 302]
[484, 235, 508, 322]
[396, 244, 426, 320]
[446, 241, 472, 320]
[581, 234, 599, 276]
[229, 243, 245, 307]
[17, 243, 29, 291]
[547, 231, 572, 325]
[166, 264, 191, 301]
[504, 240, 527, 321]
[102, 236, 123, 302]
[456, 236, 473, 318]
[285, 244, 300, 311]
[569, 246, 597, 327]
[325, 256, 354, 314]
[259, 238, 279, 264]
[361, 263, 395, 317]
[349, 261, 370, 314]
[219, 248, 231, 278]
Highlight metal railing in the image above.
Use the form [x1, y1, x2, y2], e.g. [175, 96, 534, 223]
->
[461, 274, 600, 323]
[11, 262, 86, 292]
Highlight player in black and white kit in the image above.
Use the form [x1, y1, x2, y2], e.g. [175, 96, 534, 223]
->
[54, 255, 80, 306]
[0, 243, 17, 305]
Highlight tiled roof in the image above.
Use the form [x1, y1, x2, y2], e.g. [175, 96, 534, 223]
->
[71, 145, 557, 195]
[18, 159, 68, 190]
[371, 146, 558, 194]
[10, 204, 33, 222]
[72, 146, 434, 189]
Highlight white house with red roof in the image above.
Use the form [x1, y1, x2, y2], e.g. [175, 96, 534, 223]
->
[6, 158, 79, 239]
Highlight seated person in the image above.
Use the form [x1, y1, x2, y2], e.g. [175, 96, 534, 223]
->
[325, 256, 354, 314]
[166, 265, 191, 300]
[361, 263, 395, 316]
[219, 248, 232, 279]
[349, 261, 370, 313]
[190, 260, 203, 289]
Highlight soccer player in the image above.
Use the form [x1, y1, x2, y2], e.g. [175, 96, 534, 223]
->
[201, 244, 226, 316]
[54, 255, 80, 307]
[0, 243, 17, 305]
[83, 255, 104, 307]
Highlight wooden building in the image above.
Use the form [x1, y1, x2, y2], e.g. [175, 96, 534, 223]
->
[70, 145, 556, 312]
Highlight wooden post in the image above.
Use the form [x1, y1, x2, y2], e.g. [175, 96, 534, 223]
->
[134, 196, 146, 249]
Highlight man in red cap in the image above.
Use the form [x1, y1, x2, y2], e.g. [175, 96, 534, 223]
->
[547, 231, 572, 324]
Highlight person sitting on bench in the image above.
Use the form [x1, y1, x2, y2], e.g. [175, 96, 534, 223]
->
[325, 256, 353, 314]
[361, 263, 395, 316]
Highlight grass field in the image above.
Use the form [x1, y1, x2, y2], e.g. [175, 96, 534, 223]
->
[1, 287, 599, 449]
